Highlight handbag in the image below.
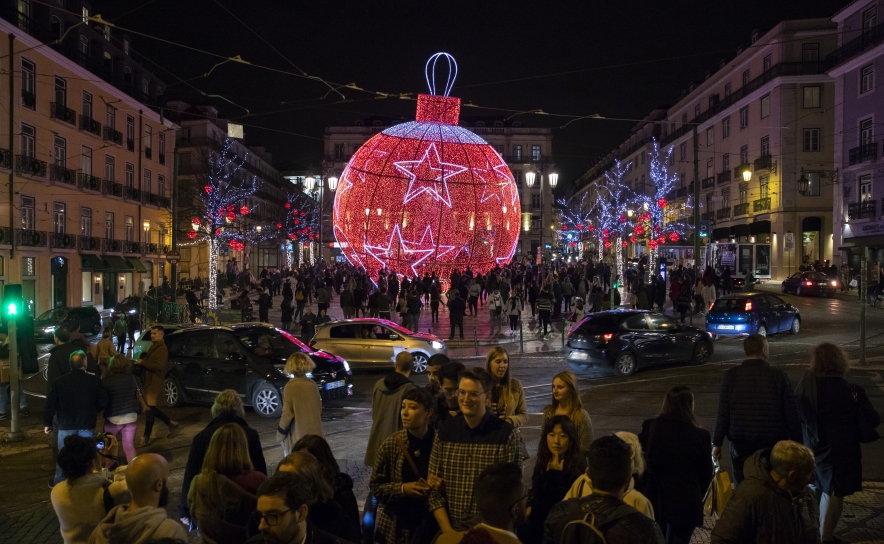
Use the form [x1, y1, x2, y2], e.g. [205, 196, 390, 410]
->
[851, 384, 881, 443]
[393, 433, 440, 544]
[133, 376, 150, 413]
[703, 459, 734, 518]
[850, 278, 858, 287]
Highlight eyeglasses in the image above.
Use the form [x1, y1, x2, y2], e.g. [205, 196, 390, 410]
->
[457, 389, 486, 400]
[252, 509, 292, 527]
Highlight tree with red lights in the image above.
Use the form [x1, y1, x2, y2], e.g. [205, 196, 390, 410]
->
[592, 160, 636, 283]
[555, 192, 596, 260]
[284, 191, 320, 267]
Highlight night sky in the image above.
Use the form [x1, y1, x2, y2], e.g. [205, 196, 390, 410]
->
[99, 0, 842, 193]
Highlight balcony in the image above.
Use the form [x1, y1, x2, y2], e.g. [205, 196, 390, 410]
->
[717, 171, 731, 184]
[159, 153, 165, 165]
[824, 20, 884, 70]
[848, 143, 878, 166]
[753, 197, 771, 212]
[16, 229, 47, 247]
[123, 241, 142, 254]
[103, 127, 123, 145]
[78, 115, 101, 137]
[145, 147, 152, 160]
[701, 211, 715, 221]
[717, 207, 732, 220]
[733, 163, 752, 180]
[49, 164, 77, 185]
[102, 239, 125, 253]
[734, 203, 750, 216]
[112, 182, 124, 197]
[16, 155, 46, 177]
[50, 102, 76, 125]
[701, 177, 715, 189]
[142, 192, 161, 207]
[848, 200, 877, 220]
[78, 173, 102, 192]
[754, 155, 773, 171]
[123, 186, 141, 201]
[0, 148, 11, 170]
[158, 195, 171, 208]
[127, 139, 135, 152]
[21, 91, 35, 110]
[0, 227, 13, 245]
[49, 232, 77, 250]
[78, 236, 101, 251]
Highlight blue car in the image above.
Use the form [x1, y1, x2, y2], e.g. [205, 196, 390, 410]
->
[705, 293, 800, 337]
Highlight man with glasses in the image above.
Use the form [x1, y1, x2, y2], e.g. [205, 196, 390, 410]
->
[247, 471, 354, 544]
[427, 367, 522, 533]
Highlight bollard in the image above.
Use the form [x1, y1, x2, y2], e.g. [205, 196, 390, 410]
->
[474, 327, 479, 356]
[561, 320, 565, 349]
[519, 322, 524, 353]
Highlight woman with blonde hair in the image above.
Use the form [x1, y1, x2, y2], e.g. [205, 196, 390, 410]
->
[542, 370, 593, 458]
[188, 423, 267, 544]
[277, 352, 323, 455]
[485, 346, 528, 428]
[797, 342, 881, 543]
[278, 451, 361, 542]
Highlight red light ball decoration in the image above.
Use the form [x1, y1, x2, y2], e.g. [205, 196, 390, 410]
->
[622, 241, 628, 248]
[588, 225, 594, 232]
[285, 203, 291, 209]
[602, 229, 609, 236]
[570, 241, 576, 247]
[332, 54, 520, 281]
[276, 222, 283, 229]
[604, 241, 612, 249]
[577, 224, 583, 230]
[562, 225, 568, 231]
[619, 215, 626, 223]
[204, 185, 212, 194]
[225, 211, 236, 222]
[669, 232, 680, 243]
[240, 205, 249, 215]
[657, 198, 667, 209]
[630, 235, 637, 243]
[648, 240, 659, 249]
[634, 225, 644, 236]
[657, 234, 667, 244]
[187, 230, 197, 239]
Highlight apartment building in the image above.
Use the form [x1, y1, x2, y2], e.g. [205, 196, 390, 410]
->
[0, 4, 176, 315]
[325, 117, 556, 258]
[828, 0, 884, 268]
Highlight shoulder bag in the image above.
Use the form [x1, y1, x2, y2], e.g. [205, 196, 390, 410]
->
[393, 432, 439, 544]
[851, 384, 881, 443]
[133, 375, 150, 413]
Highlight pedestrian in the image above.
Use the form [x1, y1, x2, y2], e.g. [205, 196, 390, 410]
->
[89, 453, 188, 544]
[542, 370, 593, 459]
[281, 294, 294, 331]
[283, 278, 294, 300]
[135, 326, 180, 447]
[468, 278, 481, 316]
[317, 308, 332, 326]
[712, 334, 802, 484]
[364, 352, 416, 467]
[126, 313, 138, 352]
[505, 292, 523, 335]
[102, 355, 140, 464]
[447, 291, 466, 340]
[277, 452, 362, 542]
[258, 288, 271, 323]
[113, 315, 127, 353]
[722, 266, 733, 295]
[340, 286, 355, 319]
[179, 389, 267, 527]
[528, 281, 538, 317]
[397, 292, 409, 327]
[536, 286, 553, 336]
[590, 275, 604, 313]
[675, 277, 693, 323]
[44, 350, 109, 486]
[407, 290, 423, 332]
[92, 329, 118, 378]
[429, 284, 441, 323]
[188, 423, 267, 544]
[572, 295, 586, 323]
[544, 435, 665, 544]
[426, 367, 521, 532]
[186, 287, 200, 323]
[485, 347, 528, 432]
[300, 305, 317, 342]
[294, 282, 308, 322]
[518, 415, 585, 544]
[369, 387, 439, 544]
[639, 385, 713, 543]
[710, 441, 819, 544]
[795, 343, 881, 543]
[317, 282, 331, 315]
[294, 435, 361, 539]
[237, 289, 253, 322]
[277, 353, 324, 456]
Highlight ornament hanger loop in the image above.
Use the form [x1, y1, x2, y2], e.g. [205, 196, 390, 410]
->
[425, 52, 458, 97]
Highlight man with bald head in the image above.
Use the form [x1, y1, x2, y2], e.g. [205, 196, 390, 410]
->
[89, 453, 187, 543]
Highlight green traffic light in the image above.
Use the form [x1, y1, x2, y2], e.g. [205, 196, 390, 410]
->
[6, 302, 17, 315]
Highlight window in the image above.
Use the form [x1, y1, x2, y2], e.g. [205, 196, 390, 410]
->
[21, 58, 35, 109]
[681, 113, 688, 125]
[861, 65, 874, 94]
[50, 15, 61, 40]
[81, 5, 89, 22]
[158, 175, 165, 198]
[513, 171, 522, 188]
[80, 207, 92, 236]
[623, 315, 649, 330]
[860, 118, 874, 145]
[125, 216, 134, 242]
[53, 136, 66, 166]
[706, 127, 714, 146]
[158, 134, 165, 164]
[668, 152, 674, 166]
[722, 153, 730, 172]
[803, 86, 821, 108]
[330, 325, 358, 339]
[739, 107, 749, 129]
[760, 94, 770, 118]
[78, 35, 88, 58]
[694, 104, 701, 118]
[763, 54, 772, 71]
[724, 82, 731, 97]
[105, 212, 114, 239]
[531, 194, 541, 210]
[742, 69, 750, 86]
[740, 145, 749, 165]
[760, 135, 770, 157]
[21, 196, 35, 230]
[126, 115, 135, 148]
[143, 220, 150, 244]
[860, 174, 872, 202]
[81, 146, 92, 176]
[706, 159, 714, 179]
[802, 43, 820, 63]
[680, 142, 686, 160]
[105, 104, 115, 129]
[334, 143, 345, 159]
[722, 116, 730, 139]
[722, 189, 730, 208]
[54, 76, 66, 106]
[513, 145, 522, 161]
[804, 172, 821, 196]
[530, 218, 540, 232]
[143, 169, 151, 195]
[863, 7, 877, 33]
[803, 129, 820, 152]
[531, 145, 541, 161]
[82, 91, 92, 120]
[142, 78, 149, 97]
[104, 155, 114, 181]
[53, 202, 65, 234]
[125, 163, 134, 188]
[21, 124, 35, 158]
[739, 183, 748, 204]
[123, 66, 132, 84]
[143, 125, 152, 156]
[760, 175, 770, 198]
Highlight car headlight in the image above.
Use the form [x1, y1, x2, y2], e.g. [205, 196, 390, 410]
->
[431, 341, 444, 350]
[342, 359, 350, 372]
[305, 372, 313, 378]
[128, 309, 137, 314]
[43, 326, 56, 333]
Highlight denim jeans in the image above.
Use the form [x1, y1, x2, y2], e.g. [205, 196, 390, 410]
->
[0, 382, 28, 414]
[55, 429, 94, 484]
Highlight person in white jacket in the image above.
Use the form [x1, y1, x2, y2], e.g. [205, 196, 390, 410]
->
[506, 294, 523, 335]
[488, 288, 504, 335]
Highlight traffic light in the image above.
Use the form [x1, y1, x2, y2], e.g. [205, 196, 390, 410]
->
[699, 220, 710, 239]
[3, 284, 22, 318]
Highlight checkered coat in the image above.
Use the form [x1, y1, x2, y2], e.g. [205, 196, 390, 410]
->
[369, 429, 431, 544]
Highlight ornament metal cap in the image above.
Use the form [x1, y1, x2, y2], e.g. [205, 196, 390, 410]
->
[417, 52, 461, 124]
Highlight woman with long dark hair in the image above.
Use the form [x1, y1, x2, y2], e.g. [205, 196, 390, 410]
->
[293, 434, 360, 539]
[639, 385, 713, 544]
[485, 347, 528, 428]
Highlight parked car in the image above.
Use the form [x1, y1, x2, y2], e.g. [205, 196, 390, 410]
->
[705, 292, 800, 338]
[133, 323, 203, 360]
[163, 323, 351, 418]
[34, 306, 103, 342]
[565, 310, 714, 377]
[310, 318, 446, 373]
[109, 296, 142, 320]
[781, 271, 836, 297]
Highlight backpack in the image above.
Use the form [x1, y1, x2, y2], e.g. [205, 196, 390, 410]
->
[296, 290, 305, 301]
[559, 507, 633, 544]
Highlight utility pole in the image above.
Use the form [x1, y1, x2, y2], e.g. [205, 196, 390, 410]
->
[692, 126, 700, 268]
[860, 248, 867, 365]
[8, 34, 15, 261]
[170, 149, 179, 304]
[4, 284, 23, 441]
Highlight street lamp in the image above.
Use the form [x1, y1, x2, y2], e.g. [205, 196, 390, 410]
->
[327, 176, 339, 191]
[741, 168, 752, 182]
[305, 176, 316, 192]
[796, 169, 809, 195]
[525, 170, 557, 260]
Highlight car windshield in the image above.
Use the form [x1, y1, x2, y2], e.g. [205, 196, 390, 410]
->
[121, 297, 139, 305]
[36, 308, 68, 321]
[234, 327, 311, 358]
[711, 298, 748, 311]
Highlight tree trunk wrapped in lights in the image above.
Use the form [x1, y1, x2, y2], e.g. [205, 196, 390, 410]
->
[592, 160, 636, 286]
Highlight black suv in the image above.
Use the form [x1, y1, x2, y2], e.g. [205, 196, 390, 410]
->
[163, 323, 351, 418]
[34, 307, 103, 342]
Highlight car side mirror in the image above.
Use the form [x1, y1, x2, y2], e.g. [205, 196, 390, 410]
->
[226, 352, 244, 361]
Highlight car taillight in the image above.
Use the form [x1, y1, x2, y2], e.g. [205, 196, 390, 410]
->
[805, 281, 813, 286]
[744, 301, 753, 311]
[831, 281, 837, 286]
[602, 333, 614, 341]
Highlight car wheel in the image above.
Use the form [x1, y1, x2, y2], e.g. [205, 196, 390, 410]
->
[757, 324, 767, 337]
[781, 283, 787, 293]
[790, 317, 800, 335]
[411, 352, 429, 374]
[692, 342, 712, 365]
[164, 377, 185, 408]
[612, 351, 637, 377]
[252, 381, 282, 418]
[92, 320, 101, 335]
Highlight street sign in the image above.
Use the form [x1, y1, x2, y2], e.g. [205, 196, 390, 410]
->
[784, 232, 795, 252]
[166, 250, 181, 264]
[699, 220, 710, 238]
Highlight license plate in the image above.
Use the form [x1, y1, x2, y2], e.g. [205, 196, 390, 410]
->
[325, 380, 345, 390]
[719, 325, 735, 330]
[818, 283, 827, 286]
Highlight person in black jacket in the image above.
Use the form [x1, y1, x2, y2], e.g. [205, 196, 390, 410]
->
[179, 389, 267, 526]
[447, 292, 466, 340]
[102, 355, 140, 464]
[712, 334, 802, 484]
[294, 434, 361, 541]
[640, 386, 713, 544]
[44, 350, 109, 486]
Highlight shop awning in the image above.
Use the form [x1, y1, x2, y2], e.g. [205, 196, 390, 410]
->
[712, 227, 730, 240]
[730, 224, 750, 237]
[80, 254, 108, 271]
[750, 220, 771, 235]
[102, 256, 132, 271]
[126, 258, 148, 273]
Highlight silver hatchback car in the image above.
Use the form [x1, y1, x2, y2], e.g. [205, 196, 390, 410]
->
[310, 318, 447, 373]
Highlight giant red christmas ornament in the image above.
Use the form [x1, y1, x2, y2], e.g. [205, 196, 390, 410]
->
[333, 53, 520, 281]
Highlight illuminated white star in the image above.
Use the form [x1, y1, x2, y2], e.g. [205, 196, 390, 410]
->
[363, 225, 436, 278]
[395, 143, 467, 207]
[414, 225, 456, 260]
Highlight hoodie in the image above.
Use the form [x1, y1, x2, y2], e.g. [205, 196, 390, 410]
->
[363, 372, 415, 467]
[710, 449, 819, 544]
[88, 504, 188, 544]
